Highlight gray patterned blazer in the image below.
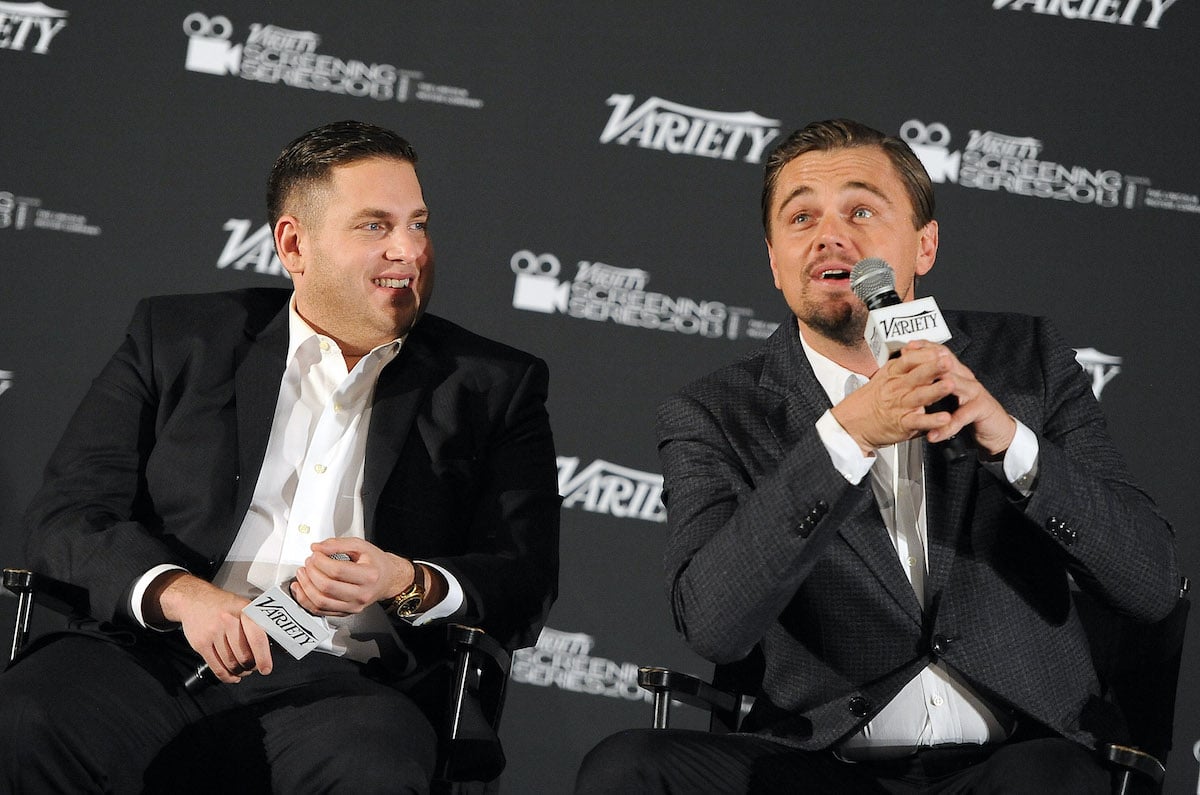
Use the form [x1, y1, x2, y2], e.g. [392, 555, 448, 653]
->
[656, 310, 1178, 751]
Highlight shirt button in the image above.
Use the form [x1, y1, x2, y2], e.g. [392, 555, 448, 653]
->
[314, 464, 327, 474]
[319, 341, 330, 352]
[333, 403, 343, 413]
[298, 524, 311, 534]
[930, 695, 945, 707]
[908, 556, 916, 567]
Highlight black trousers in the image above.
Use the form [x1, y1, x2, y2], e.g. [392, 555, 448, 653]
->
[574, 727, 1113, 794]
[0, 632, 438, 794]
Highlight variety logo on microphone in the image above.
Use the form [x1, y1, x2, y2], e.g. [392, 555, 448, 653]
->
[243, 585, 333, 659]
[900, 118, 1200, 215]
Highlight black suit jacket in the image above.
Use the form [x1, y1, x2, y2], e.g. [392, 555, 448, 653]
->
[656, 310, 1177, 750]
[24, 288, 560, 662]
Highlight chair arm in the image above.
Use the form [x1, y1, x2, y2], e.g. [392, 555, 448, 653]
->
[637, 666, 740, 730]
[1104, 742, 1166, 792]
[4, 568, 89, 662]
[437, 625, 512, 784]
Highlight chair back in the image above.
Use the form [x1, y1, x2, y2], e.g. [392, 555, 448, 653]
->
[709, 644, 765, 733]
[1073, 577, 1191, 765]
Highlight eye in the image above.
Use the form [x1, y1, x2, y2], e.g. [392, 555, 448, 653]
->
[790, 212, 811, 225]
[362, 221, 385, 231]
[851, 207, 874, 219]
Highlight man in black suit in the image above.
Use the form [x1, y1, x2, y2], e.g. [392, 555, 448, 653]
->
[0, 120, 560, 792]
[576, 119, 1178, 793]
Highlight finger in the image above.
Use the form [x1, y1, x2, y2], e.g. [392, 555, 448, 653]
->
[241, 614, 274, 675]
[292, 569, 353, 617]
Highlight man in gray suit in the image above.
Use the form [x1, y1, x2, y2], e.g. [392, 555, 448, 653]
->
[577, 119, 1178, 793]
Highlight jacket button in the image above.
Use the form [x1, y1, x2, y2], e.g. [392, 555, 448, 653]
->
[848, 696, 871, 718]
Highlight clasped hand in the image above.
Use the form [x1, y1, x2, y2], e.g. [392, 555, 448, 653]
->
[830, 340, 1016, 457]
[154, 538, 411, 684]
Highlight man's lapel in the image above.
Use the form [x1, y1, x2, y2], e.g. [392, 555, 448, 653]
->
[232, 303, 290, 523]
[924, 316, 974, 600]
[360, 329, 438, 532]
[760, 321, 922, 625]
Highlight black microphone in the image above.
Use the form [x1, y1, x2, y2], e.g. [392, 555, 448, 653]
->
[849, 257, 970, 463]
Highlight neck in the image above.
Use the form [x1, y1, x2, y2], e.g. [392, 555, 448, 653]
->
[797, 320, 878, 377]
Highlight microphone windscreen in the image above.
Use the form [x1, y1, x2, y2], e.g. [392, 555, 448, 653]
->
[850, 257, 896, 305]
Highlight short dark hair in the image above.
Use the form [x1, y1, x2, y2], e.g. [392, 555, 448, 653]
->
[760, 118, 934, 233]
[266, 120, 418, 225]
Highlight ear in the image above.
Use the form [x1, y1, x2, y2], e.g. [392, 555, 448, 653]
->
[274, 215, 305, 279]
[915, 219, 938, 277]
[766, 236, 783, 289]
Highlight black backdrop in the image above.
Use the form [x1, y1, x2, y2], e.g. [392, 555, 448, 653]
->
[2, 2, 1198, 792]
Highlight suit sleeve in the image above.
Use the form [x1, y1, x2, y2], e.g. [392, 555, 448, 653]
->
[23, 299, 178, 623]
[1008, 317, 1178, 621]
[422, 357, 561, 651]
[656, 387, 874, 664]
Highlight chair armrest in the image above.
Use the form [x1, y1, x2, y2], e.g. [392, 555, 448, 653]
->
[1104, 742, 1166, 786]
[4, 568, 90, 662]
[638, 666, 741, 731]
[437, 624, 512, 784]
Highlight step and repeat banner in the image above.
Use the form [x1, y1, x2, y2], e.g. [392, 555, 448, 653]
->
[2, 2, 1197, 792]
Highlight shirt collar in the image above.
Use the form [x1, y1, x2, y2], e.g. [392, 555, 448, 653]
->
[286, 294, 405, 368]
[796, 325, 867, 406]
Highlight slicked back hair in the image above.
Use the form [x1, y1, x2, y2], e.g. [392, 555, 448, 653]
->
[760, 118, 934, 233]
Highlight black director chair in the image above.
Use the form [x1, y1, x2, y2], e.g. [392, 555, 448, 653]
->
[3, 567, 510, 794]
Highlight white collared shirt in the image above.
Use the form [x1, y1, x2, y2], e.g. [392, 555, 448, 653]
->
[133, 297, 463, 664]
[799, 330, 1038, 759]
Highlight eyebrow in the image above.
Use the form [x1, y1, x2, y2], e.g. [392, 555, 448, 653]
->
[776, 180, 895, 214]
[349, 206, 429, 222]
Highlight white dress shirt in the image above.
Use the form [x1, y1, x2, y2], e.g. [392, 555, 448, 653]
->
[798, 331, 1039, 760]
[132, 297, 463, 665]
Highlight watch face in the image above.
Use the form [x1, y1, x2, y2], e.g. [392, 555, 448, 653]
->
[396, 595, 423, 616]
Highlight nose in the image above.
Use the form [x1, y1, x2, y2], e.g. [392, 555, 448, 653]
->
[813, 214, 851, 252]
[385, 228, 424, 262]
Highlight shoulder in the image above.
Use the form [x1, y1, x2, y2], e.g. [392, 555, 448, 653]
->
[135, 288, 290, 335]
[406, 313, 548, 380]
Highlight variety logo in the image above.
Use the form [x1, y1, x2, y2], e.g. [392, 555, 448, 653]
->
[0, 1, 68, 54]
[182, 12, 483, 108]
[0, 370, 13, 399]
[600, 94, 780, 163]
[558, 456, 666, 523]
[511, 250, 779, 342]
[0, 190, 100, 235]
[215, 219, 288, 278]
[1073, 347, 1121, 399]
[511, 627, 652, 702]
[991, 0, 1181, 28]
[900, 119, 1200, 215]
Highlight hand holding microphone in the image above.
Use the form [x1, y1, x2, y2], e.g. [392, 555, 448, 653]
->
[848, 257, 970, 462]
[183, 553, 351, 692]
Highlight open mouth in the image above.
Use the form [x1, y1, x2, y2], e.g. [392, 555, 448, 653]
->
[819, 268, 851, 281]
[373, 277, 411, 289]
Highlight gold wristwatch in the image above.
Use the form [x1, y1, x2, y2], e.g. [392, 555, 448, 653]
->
[384, 562, 426, 617]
